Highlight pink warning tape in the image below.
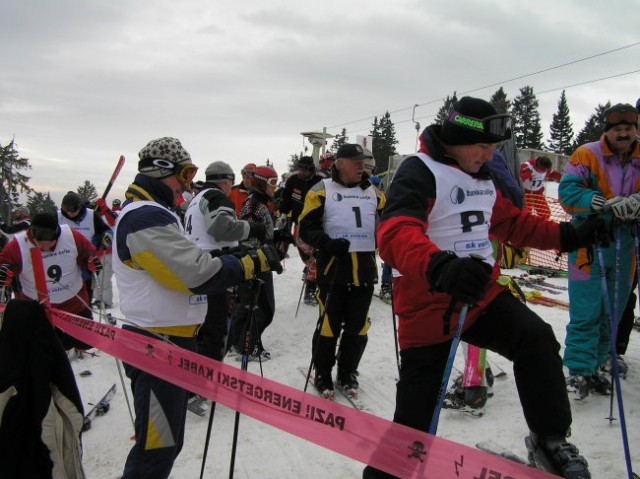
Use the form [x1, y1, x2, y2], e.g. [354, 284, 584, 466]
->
[51, 308, 559, 479]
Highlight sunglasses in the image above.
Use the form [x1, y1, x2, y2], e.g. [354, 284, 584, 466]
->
[606, 110, 638, 126]
[448, 111, 513, 141]
[30, 226, 59, 242]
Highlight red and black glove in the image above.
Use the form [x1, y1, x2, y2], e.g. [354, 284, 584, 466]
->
[95, 197, 108, 214]
[87, 255, 103, 273]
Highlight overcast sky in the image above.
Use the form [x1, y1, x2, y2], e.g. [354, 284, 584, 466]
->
[1, 0, 638, 205]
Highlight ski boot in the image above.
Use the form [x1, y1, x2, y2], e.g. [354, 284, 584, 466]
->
[566, 374, 589, 401]
[589, 370, 611, 395]
[303, 283, 318, 306]
[378, 283, 392, 303]
[337, 370, 359, 398]
[525, 432, 591, 478]
[187, 394, 209, 417]
[443, 379, 486, 417]
[314, 370, 334, 400]
[601, 354, 628, 379]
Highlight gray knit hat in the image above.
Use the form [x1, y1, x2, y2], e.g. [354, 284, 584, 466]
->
[205, 161, 235, 183]
[138, 137, 193, 179]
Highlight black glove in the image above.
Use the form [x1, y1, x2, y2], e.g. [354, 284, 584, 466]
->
[239, 244, 283, 280]
[324, 238, 350, 257]
[248, 223, 267, 243]
[426, 251, 492, 304]
[559, 216, 610, 252]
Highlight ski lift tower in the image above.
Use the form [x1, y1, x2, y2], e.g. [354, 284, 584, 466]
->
[301, 130, 334, 164]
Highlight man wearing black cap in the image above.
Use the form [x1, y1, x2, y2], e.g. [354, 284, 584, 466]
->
[559, 103, 640, 402]
[278, 155, 323, 305]
[362, 97, 606, 478]
[59, 190, 112, 304]
[298, 144, 386, 400]
[0, 212, 101, 349]
[113, 138, 281, 479]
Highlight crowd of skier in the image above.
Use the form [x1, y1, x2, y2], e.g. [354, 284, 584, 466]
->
[1, 96, 640, 479]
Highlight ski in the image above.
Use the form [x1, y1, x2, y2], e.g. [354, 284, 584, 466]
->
[519, 274, 568, 291]
[476, 440, 529, 465]
[516, 278, 562, 295]
[102, 155, 125, 200]
[516, 264, 568, 278]
[334, 384, 373, 413]
[82, 383, 116, 431]
[524, 291, 569, 310]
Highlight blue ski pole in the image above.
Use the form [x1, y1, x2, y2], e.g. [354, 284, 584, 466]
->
[429, 301, 469, 435]
[596, 234, 635, 479]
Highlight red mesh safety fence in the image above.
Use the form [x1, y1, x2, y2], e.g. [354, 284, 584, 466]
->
[523, 193, 571, 272]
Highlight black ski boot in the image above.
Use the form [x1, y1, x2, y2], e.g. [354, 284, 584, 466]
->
[525, 433, 591, 478]
[314, 370, 334, 399]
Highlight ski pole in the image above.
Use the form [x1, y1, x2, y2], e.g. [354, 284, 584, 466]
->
[608, 225, 622, 423]
[428, 301, 469, 435]
[294, 268, 307, 318]
[303, 259, 339, 392]
[389, 280, 401, 376]
[229, 278, 263, 479]
[200, 288, 238, 479]
[596, 238, 635, 479]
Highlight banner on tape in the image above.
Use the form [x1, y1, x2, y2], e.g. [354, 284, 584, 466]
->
[51, 308, 558, 479]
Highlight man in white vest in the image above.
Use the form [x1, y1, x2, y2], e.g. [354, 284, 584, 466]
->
[182, 160, 266, 415]
[362, 97, 608, 479]
[113, 137, 280, 479]
[298, 144, 386, 399]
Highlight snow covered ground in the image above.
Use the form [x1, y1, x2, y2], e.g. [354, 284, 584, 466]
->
[73, 248, 640, 479]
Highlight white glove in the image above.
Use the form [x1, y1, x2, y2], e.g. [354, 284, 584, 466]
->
[608, 195, 640, 221]
[591, 195, 607, 212]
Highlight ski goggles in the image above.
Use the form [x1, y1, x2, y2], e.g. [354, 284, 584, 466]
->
[30, 225, 60, 242]
[176, 163, 198, 187]
[448, 111, 513, 141]
[265, 177, 278, 188]
[605, 109, 638, 128]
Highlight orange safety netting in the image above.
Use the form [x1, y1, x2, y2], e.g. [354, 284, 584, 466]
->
[523, 193, 570, 272]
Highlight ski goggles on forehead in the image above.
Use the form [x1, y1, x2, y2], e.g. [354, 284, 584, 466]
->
[448, 111, 513, 141]
[605, 109, 638, 126]
[30, 225, 60, 242]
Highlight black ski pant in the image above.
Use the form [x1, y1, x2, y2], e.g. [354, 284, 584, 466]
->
[197, 292, 230, 362]
[312, 282, 372, 376]
[393, 292, 571, 437]
[363, 292, 572, 479]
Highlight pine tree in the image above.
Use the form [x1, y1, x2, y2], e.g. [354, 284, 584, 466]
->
[27, 191, 57, 214]
[490, 87, 510, 114]
[435, 92, 458, 125]
[77, 180, 98, 205]
[370, 112, 398, 173]
[570, 102, 611, 153]
[330, 129, 348, 151]
[0, 139, 33, 223]
[511, 86, 544, 149]
[548, 90, 574, 155]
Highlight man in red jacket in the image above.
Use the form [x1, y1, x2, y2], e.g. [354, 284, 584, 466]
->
[362, 97, 607, 479]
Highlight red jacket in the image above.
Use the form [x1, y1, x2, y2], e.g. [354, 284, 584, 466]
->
[378, 126, 567, 349]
